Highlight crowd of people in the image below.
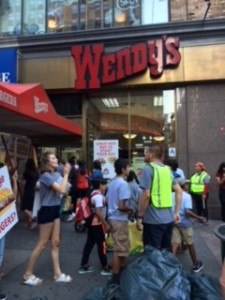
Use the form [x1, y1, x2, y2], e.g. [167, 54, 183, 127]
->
[1, 145, 225, 298]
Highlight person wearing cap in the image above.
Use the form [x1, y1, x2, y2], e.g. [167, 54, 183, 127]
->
[189, 162, 210, 225]
[171, 178, 205, 272]
[136, 143, 182, 252]
[78, 177, 112, 276]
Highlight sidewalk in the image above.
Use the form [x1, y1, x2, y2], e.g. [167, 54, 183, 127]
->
[0, 217, 223, 300]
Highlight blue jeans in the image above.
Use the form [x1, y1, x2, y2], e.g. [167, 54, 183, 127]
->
[143, 222, 173, 252]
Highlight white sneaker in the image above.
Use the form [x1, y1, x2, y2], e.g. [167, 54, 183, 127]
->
[66, 213, 76, 222]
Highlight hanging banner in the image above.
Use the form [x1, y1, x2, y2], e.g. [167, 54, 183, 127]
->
[0, 166, 18, 238]
[0, 48, 17, 83]
[94, 140, 119, 179]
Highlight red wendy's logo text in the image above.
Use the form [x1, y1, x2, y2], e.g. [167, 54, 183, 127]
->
[71, 37, 181, 90]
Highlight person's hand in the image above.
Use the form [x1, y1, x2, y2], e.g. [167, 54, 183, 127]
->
[104, 223, 110, 233]
[63, 163, 71, 176]
[202, 194, 206, 200]
[11, 171, 18, 182]
[136, 218, 143, 231]
[199, 216, 206, 224]
[174, 212, 181, 224]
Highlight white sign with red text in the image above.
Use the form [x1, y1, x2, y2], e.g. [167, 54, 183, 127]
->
[0, 202, 18, 239]
[94, 140, 118, 179]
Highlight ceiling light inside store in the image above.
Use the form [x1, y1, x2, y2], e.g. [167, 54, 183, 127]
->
[123, 133, 137, 139]
[153, 136, 165, 142]
[102, 98, 119, 108]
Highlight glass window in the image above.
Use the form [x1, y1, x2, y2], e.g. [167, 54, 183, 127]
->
[0, 0, 22, 36]
[114, 0, 141, 27]
[87, 89, 176, 167]
[86, 0, 101, 29]
[142, 0, 168, 25]
[23, 0, 46, 35]
[103, 0, 113, 28]
[47, 0, 80, 32]
[48, 0, 64, 32]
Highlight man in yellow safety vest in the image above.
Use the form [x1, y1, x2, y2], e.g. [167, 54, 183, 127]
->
[136, 144, 182, 251]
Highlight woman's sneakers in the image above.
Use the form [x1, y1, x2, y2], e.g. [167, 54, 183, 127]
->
[192, 261, 204, 272]
[78, 265, 112, 275]
[78, 265, 95, 274]
[100, 266, 112, 276]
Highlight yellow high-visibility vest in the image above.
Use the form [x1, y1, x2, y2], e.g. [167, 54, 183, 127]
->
[190, 171, 210, 194]
[148, 163, 172, 208]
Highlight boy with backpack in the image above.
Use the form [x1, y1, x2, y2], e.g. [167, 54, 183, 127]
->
[78, 178, 112, 276]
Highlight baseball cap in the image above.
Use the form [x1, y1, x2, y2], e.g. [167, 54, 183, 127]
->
[176, 178, 190, 187]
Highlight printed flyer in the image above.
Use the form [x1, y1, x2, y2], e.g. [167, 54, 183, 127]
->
[94, 140, 118, 179]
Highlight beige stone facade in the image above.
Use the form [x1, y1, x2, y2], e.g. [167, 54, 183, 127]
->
[171, 0, 225, 21]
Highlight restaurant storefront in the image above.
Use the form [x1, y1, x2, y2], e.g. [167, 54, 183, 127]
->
[0, 18, 224, 218]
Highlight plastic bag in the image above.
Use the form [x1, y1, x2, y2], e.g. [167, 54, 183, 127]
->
[119, 246, 191, 300]
[188, 273, 222, 300]
[61, 195, 72, 213]
[128, 221, 143, 254]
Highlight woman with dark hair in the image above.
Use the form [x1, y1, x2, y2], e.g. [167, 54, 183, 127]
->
[216, 162, 225, 222]
[21, 159, 39, 229]
[22, 152, 73, 285]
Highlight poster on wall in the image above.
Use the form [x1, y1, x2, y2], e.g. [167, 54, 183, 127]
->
[94, 140, 119, 179]
[0, 166, 18, 239]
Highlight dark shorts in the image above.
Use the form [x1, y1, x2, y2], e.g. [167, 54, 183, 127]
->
[143, 222, 174, 251]
[38, 205, 60, 224]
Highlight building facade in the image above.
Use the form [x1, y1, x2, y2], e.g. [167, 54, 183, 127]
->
[0, 0, 225, 219]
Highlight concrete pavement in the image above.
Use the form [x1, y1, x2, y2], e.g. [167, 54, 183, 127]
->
[0, 215, 223, 300]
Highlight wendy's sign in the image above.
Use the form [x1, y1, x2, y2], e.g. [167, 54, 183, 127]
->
[71, 37, 181, 90]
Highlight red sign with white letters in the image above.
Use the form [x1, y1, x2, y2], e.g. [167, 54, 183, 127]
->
[71, 37, 181, 89]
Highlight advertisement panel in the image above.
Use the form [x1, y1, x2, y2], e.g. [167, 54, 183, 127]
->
[94, 140, 119, 179]
[0, 166, 18, 239]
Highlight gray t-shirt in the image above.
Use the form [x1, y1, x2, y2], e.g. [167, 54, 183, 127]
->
[106, 177, 130, 222]
[140, 163, 174, 225]
[40, 171, 61, 207]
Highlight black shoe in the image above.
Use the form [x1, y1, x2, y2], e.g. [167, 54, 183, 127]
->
[192, 261, 204, 272]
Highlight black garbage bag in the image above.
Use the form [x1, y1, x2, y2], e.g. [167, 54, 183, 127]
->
[188, 273, 222, 300]
[80, 287, 105, 300]
[119, 246, 191, 300]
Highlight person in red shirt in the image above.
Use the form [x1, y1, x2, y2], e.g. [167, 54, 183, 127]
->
[216, 162, 225, 222]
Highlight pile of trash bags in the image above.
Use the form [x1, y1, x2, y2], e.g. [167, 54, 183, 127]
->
[81, 246, 222, 300]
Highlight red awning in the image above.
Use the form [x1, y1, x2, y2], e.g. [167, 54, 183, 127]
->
[0, 83, 82, 137]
